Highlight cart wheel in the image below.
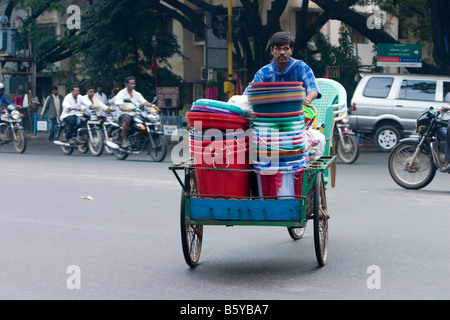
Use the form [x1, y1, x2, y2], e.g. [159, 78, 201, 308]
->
[287, 226, 306, 240]
[313, 173, 328, 267]
[180, 190, 203, 267]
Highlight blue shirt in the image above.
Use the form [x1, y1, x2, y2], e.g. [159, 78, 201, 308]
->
[0, 95, 13, 108]
[244, 57, 321, 98]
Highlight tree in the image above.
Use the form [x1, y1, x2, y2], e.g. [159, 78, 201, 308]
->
[144, 0, 449, 80]
[5, 0, 449, 90]
[65, 0, 183, 96]
[5, 0, 183, 97]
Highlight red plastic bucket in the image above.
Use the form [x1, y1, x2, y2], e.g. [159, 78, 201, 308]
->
[186, 112, 249, 130]
[255, 167, 303, 200]
[189, 136, 248, 155]
[192, 148, 250, 199]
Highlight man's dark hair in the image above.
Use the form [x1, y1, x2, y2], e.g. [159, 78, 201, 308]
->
[125, 76, 135, 84]
[52, 86, 58, 91]
[86, 86, 95, 91]
[70, 85, 80, 91]
[269, 31, 295, 48]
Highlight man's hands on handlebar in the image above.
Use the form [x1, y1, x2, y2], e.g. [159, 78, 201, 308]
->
[440, 106, 450, 113]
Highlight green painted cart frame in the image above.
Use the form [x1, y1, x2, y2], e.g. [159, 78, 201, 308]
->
[169, 155, 335, 268]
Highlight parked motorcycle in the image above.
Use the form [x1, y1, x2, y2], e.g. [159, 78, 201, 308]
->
[55, 108, 105, 156]
[334, 107, 359, 164]
[106, 97, 167, 162]
[388, 106, 449, 189]
[0, 105, 27, 153]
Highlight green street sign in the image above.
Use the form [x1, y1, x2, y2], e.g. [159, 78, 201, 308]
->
[377, 43, 422, 67]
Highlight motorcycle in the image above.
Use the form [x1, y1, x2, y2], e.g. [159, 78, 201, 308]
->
[334, 107, 359, 164]
[106, 97, 168, 162]
[102, 111, 120, 155]
[388, 106, 450, 189]
[0, 105, 27, 153]
[54, 108, 106, 156]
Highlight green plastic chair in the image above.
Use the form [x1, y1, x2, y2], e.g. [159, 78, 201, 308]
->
[311, 78, 348, 188]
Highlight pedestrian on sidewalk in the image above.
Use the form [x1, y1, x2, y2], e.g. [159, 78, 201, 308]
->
[41, 86, 63, 142]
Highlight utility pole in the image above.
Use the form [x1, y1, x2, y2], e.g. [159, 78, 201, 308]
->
[223, 0, 234, 100]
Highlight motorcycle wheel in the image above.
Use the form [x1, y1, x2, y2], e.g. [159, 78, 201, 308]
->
[148, 134, 167, 162]
[114, 149, 129, 160]
[59, 127, 74, 155]
[388, 143, 436, 190]
[88, 129, 104, 157]
[78, 144, 89, 154]
[12, 128, 27, 154]
[336, 135, 360, 164]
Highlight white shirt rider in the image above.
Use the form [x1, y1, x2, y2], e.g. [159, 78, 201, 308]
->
[60, 89, 93, 121]
[114, 87, 148, 116]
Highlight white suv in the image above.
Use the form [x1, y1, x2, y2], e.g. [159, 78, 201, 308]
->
[349, 73, 450, 151]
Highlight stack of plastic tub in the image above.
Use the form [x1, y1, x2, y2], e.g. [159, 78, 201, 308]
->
[246, 82, 309, 200]
[186, 99, 250, 199]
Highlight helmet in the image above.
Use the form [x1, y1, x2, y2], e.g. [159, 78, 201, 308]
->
[0, 83, 4, 90]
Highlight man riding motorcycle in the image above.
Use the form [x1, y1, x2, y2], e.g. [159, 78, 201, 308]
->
[114, 76, 159, 148]
[60, 85, 95, 145]
[0, 82, 21, 112]
[83, 86, 109, 113]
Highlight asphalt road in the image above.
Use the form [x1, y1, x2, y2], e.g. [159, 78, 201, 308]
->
[1, 137, 450, 301]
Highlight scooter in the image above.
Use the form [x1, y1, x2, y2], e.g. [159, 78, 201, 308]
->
[334, 107, 359, 164]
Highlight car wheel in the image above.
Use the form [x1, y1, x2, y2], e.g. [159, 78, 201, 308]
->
[374, 125, 401, 152]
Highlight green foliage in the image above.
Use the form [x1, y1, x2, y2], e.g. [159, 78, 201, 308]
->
[66, 0, 183, 97]
[22, 0, 183, 98]
[306, 24, 360, 104]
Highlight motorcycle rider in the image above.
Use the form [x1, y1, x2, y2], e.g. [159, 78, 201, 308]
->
[114, 76, 158, 148]
[440, 105, 450, 172]
[243, 31, 321, 106]
[60, 85, 95, 145]
[0, 82, 20, 112]
[83, 86, 109, 113]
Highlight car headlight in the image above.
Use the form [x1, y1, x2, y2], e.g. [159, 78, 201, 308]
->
[11, 110, 20, 120]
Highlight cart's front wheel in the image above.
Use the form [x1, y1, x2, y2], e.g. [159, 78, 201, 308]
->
[287, 226, 306, 240]
[313, 173, 328, 267]
[180, 191, 203, 267]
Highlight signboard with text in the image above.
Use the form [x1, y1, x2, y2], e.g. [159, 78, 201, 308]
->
[377, 43, 422, 68]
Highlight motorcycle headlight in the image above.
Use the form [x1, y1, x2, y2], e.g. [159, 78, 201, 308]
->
[11, 110, 20, 120]
[148, 114, 159, 123]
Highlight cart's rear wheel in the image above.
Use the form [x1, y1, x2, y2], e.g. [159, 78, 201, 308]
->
[313, 173, 328, 267]
[180, 189, 203, 268]
[287, 226, 306, 240]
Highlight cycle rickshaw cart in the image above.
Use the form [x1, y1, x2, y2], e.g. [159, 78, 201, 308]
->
[169, 79, 346, 268]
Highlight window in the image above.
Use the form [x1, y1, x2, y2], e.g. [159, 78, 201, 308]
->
[351, 28, 369, 44]
[397, 80, 436, 101]
[398, 20, 409, 40]
[443, 82, 450, 102]
[363, 77, 393, 98]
